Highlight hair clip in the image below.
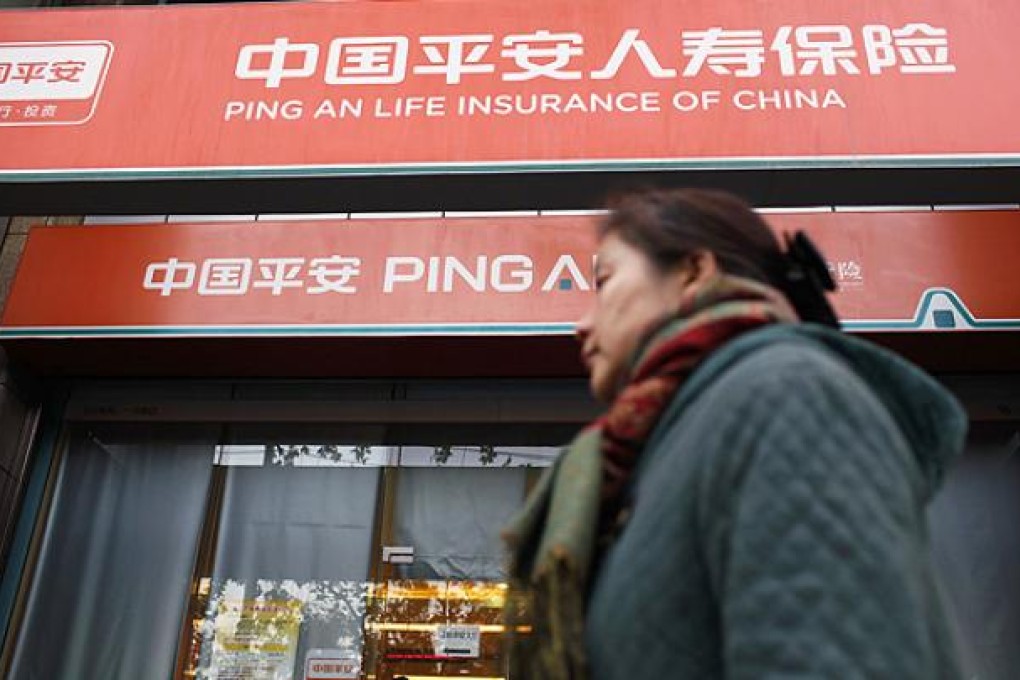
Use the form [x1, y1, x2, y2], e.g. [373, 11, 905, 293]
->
[783, 231, 836, 292]
[780, 231, 840, 328]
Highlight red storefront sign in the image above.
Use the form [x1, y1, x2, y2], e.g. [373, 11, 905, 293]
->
[1, 212, 1018, 337]
[1, 0, 1018, 179]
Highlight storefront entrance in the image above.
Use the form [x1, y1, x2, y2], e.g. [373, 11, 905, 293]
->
[4, 378, 1019, 680]
[5, 379, 595, 680]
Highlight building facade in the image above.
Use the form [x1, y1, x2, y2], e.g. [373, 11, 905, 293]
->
[1, 1, 1019, 679]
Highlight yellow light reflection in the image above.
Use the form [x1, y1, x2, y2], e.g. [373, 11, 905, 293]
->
[369, 582, 508, 601]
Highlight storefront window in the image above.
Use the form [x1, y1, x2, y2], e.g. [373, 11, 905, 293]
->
[184, 449, 381, 679]
[179, 442, 554, 680]
[6, 417, 564, 680]
[8, 427, 215, 678]
[392, 466, 527, 581]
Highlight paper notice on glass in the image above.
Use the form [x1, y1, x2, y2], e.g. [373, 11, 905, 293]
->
[208, 598, 303, 679]
[435, 624, 481, 658]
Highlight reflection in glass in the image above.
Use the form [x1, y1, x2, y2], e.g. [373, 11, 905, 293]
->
[182, 442, 548, 679]
[365, 580, 512, 680]
[184, 457, 379, 679]
[188, 578, 369, 680]
[215, 443, 559, 468]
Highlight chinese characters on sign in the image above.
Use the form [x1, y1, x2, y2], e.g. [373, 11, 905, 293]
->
[142, 251, 862, 299]
[305, 654, 359, 680]
[0, 41, 112, 125]
[829, 260, 864, 286]
[0, 59, 87, 84]
[235, 23, 954, 88]
[144, 257, 362, 296]
[223, 22, 955, 123]
[143, 253, 595, 297]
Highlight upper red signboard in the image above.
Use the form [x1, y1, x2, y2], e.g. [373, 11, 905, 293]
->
[0, 0, 1018, 179]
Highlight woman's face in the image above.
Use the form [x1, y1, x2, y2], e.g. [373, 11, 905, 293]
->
[576, 232, 690, 403]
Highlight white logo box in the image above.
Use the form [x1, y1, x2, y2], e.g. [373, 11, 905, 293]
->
[0, 41, 113, 126]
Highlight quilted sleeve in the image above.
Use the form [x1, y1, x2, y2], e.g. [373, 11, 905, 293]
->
[713, 358, 954, 679]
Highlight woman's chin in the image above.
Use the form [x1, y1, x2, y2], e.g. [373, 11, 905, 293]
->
[589, 373, 616, 404]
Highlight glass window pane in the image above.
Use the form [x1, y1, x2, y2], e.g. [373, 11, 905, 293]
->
[185, 452, 381, 679]
[9, 427, 215, 679]
[185, 437, 553, 680]
[393, 467, 527, 581]
[214, 464, 380, 582]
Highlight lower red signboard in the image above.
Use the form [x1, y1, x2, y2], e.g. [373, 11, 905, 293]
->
[1, 211, 1018, 337]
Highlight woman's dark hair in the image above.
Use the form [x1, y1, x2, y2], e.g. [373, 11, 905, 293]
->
[601, 188, 840, 327]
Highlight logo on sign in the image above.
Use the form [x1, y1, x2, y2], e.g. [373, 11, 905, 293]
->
[0, 41, 114, 126]
[304, 651, 359, 680]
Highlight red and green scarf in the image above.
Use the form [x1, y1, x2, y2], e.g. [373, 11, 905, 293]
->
[503, 274, 798, 680]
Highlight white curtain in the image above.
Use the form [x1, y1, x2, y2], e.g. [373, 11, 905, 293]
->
[214, 465, 379, 582]
[928, 428, 1020, 680]
[10, 430, 213, 680]
[393, 467, 527, 581]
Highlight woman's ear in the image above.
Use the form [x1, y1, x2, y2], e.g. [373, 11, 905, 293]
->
[667, 249, 719, 291]
[662, 249, 719, 312]
[685, 249, 720, 285]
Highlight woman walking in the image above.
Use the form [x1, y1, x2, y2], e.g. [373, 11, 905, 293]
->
[505, 188, 964, 679]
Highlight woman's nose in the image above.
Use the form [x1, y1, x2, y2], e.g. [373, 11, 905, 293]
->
[575, 307, 593, 344]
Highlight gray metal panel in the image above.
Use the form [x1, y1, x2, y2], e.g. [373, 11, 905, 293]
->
[64, 378, 598, 423]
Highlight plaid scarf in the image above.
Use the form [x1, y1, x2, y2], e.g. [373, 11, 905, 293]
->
[503, 275, 798, 680]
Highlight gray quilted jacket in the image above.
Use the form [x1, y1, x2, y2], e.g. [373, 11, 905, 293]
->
[585, 324, 966, 679]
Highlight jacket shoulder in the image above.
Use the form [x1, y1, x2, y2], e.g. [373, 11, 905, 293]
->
[642, 333, 926, 516]
[649, 335, 879, 459]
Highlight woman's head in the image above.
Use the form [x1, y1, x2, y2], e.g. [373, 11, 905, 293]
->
[597, 188, 785, 284]
[575, 188, 836, 402]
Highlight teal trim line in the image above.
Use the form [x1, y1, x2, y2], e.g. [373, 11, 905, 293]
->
[842, 288, 1020, 331]
[842, 319, 1020, 331]
[0, 388, 67, 654]
[840, 321, 925, 331]
[0, 323, 578, 338]
[907, 287, 1019, 330]
[2, 154, 1020, 183]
